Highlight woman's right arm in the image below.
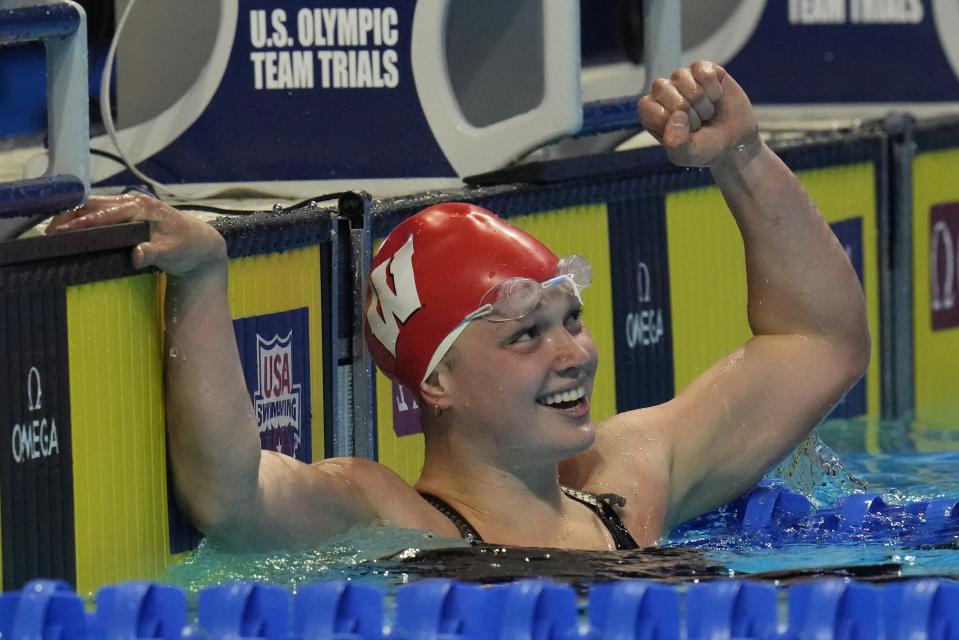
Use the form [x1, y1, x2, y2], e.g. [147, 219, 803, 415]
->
[48, 195, 396, 547]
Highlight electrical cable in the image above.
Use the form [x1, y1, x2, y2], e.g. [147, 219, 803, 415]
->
[90, 148, 129, 166]
[105, 158, 351, 216]
[171, 192, 351, 216]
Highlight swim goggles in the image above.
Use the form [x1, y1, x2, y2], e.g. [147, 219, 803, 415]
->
[464, 255, 593, 323]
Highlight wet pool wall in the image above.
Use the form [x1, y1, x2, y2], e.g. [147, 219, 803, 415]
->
[0, 246, 167, 594]
[364, 131, 888, 483]
[0, 205, 341, 593]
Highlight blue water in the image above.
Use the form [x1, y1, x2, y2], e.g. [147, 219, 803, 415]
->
[161, 419, 959, 595]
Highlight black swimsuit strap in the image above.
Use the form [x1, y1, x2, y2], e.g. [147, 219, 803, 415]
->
[419, 492, 484, 543]
[419, 488, 639, 550]
[560, 487, 639, 551]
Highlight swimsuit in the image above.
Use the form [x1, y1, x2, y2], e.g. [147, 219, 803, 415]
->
[419, 486, 640, 550]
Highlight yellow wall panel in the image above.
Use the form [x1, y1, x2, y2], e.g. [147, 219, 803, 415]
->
[667, 186, 751, 394]
[913, 148, 959, 428]
[227, 247, 326, 459]
[67, 274, 167, 595]
[375, 377, 425, 484]
[667, 163, 881, 418]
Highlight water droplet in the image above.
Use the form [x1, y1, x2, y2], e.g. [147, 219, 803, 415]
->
[168, 348, 178, 359]
[272, 203, 283, 214]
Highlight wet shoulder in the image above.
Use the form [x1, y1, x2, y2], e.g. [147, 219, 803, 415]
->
[561, 412, 673, 545]
[312, 457, 461, 536]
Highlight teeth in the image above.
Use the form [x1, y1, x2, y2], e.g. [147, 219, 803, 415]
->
[541, 386, 585, 406]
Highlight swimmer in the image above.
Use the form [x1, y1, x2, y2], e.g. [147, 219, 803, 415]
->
[47, 62, 869, 551]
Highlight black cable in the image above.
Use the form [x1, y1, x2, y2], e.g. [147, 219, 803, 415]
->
[95, 147, 351, 216]
[172, 192, 350, 216]
[92, 148, 164, 195]
[90, 147, 131, 166]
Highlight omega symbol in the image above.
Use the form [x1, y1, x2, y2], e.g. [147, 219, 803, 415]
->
[931, 219, 957, 312]
[636, 261, 651, 303]
[27, 367, 42, 412]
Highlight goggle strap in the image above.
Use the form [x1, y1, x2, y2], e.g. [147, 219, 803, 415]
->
[462, 304, 493, 323]
[543, 274, 584, 304]
[421, 319, 473, 384]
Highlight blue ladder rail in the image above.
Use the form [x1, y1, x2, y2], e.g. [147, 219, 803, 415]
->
[0, 1, 89, 238]
[0, 176, 86, 220]
[0, 3, 82, 43]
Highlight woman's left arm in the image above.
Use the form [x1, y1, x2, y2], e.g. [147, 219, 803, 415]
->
[631, 61, 870, 527]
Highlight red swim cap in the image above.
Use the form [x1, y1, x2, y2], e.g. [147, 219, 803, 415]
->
[364, 203, 557, 392]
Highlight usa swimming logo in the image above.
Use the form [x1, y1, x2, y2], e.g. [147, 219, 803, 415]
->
[254, 331, 301, 454]
[234, 308, 312, 462]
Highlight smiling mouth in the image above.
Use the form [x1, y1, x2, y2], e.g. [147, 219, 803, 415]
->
[537, 385, 590, 417]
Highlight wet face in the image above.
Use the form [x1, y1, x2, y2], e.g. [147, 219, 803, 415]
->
[439, 287, 599, 468]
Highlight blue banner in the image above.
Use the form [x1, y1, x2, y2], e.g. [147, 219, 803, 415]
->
[727, 0, 959, 104]
[100, 0, 454, 185]
[608, 197, 675, 411]
[826, 217, 867, 419]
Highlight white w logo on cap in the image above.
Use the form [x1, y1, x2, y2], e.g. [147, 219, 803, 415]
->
[367, 235, 422, 356]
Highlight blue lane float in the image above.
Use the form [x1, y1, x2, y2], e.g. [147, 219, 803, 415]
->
[789, 580, 881, 640]
[670, 482, 959, 546]
[90, 582, 187, 640]
[589, 581, 679, 639]
[199, 582, 291, 640]
[4, 577, 959, 639]
[0, 579, 86, 640]
[687, 580, 778, 640]
[295, 581, 383, 640]
[883, 580, 959, 640]
[394, 579, 580, 640]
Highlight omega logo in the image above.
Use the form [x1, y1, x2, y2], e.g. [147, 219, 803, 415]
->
[11, 366, 60, 464]
[625, 260, 665, 349]
[931, 219, 957, 312]
[929, 203, 959, 331]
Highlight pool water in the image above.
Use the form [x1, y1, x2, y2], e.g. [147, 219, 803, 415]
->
[161, 419, 959, 596]
[687, 419, 959, 579]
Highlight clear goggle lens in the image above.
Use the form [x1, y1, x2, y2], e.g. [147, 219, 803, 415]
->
[468, 255, 592, 322]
